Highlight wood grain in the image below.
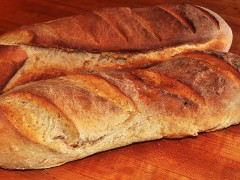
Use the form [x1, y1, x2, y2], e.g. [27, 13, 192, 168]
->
[0, 0, 239, 179]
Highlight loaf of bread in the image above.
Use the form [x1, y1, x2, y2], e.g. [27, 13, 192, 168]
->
[0, 3, 233, 93]
[0, 51, 239, 169]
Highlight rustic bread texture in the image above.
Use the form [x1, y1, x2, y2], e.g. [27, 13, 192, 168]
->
[0, 4, 232, 52]
[0, 51, 239, 169]
[0, 3, 233, 93]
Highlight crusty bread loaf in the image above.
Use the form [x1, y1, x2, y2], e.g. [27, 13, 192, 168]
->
[0, 51, 239, 169]
[0, 3, 233, 93]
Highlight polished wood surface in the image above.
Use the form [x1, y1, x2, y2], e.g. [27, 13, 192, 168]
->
[0, 0, 239, 179]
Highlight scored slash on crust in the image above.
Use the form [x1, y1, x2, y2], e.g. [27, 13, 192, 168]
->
[92, 11, 129, 42]
[128, 8, 162, 42]
[177, 52, 240, 88]
[192, 5, 220, 29]
[132, 69, 206, 106]
[157, 5, 196, 33]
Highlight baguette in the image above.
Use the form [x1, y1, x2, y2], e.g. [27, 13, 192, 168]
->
[0, 3, 233, 93]
[0, 51, 239, 169]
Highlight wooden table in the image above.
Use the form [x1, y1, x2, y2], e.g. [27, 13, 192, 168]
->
[0, 0, 239, 179]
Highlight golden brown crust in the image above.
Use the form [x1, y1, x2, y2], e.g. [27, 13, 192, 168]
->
[0, 45, 27, 90]
[132, 69, 206, 105]
[0, 3, 232, 52]
[0, 51, 239, 169]
[0, 109, 75, 169]
[0, 40, 227, 93]
[176, 52, 240, 88]
[0, 3, 233, 93]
